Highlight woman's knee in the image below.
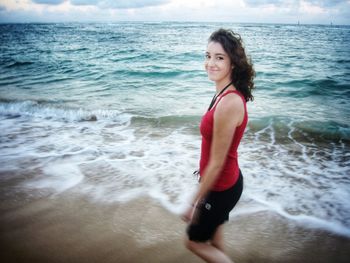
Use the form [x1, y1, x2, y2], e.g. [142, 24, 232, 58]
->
[184, 238, 198, 252]
[211, 239, 224, 252]
[184, 238, 192, 250]
[211, 225, 225, 251]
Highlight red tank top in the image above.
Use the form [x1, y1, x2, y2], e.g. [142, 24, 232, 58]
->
[199, 90, 248, 191]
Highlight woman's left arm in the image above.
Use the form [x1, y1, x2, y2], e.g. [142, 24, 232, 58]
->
[181, 94, 244, 222]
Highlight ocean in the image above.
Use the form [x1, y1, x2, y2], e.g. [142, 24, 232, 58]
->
[0, 22, 349, 238]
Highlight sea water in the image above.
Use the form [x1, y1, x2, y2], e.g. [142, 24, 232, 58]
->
[0, 22, 349, 237]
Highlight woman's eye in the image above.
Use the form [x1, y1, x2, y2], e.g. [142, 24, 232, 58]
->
[217, 56, 224, 60]
[205, 54, 210, 59]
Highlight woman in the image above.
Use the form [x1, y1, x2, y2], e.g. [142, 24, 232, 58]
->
[181, 29, 255, 263]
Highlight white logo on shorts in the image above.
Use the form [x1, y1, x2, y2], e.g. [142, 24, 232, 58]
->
[205, 203, 211, 210]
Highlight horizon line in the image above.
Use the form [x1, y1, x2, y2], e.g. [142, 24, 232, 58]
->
[0, 20, 348, 26]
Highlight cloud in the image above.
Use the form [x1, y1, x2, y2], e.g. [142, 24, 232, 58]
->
[244, 0, 348, 7]
[29, 0, 171, 8]
[0, 0, 349, 24]
[70, 0, 170, 9]
[306, 0, 346, 7]
[32, 0, 65, 5]
[244, 0, 291, 6]
[70, 0, 99, 6]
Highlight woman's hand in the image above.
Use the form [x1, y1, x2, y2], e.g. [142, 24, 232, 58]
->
[181, 204, 195, 223]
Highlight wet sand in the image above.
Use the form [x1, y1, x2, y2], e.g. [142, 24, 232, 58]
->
[0, 190, 349, 263]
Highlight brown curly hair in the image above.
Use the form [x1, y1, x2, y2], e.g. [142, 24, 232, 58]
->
[209, 29, 255, 102]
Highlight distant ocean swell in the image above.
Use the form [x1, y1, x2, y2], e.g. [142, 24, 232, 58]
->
[271, 78, 350, 97]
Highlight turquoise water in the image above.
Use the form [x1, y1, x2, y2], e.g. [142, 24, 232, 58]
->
[0, 22, 349, 236]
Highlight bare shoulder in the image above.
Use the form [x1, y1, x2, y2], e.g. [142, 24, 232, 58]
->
[215, 92, 244, 116]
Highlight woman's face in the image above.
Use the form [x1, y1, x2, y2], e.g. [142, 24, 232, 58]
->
[205, 41, 232, 84]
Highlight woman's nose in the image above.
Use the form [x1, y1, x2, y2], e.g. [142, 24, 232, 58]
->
[207, 58, 215, 67]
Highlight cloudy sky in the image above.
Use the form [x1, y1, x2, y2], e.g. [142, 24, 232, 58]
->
[0, 0, 349, 25]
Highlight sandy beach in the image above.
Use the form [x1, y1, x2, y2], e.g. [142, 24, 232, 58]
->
[1, 187, 349, 263]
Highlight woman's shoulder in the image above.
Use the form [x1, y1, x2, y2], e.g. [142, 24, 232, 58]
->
[214, 91, 245, 126]
[216, 91, 244, 114]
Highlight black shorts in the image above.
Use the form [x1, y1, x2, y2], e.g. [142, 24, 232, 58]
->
[187, 171, 243, 242]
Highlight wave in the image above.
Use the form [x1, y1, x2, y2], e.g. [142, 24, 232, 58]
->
[0, 99, 200, 127]
[249, 116, 350, 143]
[130, 115, 200, 130]
[242, 197, 350, 238]
[111, 68, 199, 79]
[130, 115, 350, 143]
[60, 47, 89, 53]
[0, 99, 131, 123]
[110, 50, 203, 64]
[1, 99, 347, 143]
[5, 61, 34, 69]
[336, 58, 350, 64]
[128, 113, 350, 143]
[272, 78, 350, 98]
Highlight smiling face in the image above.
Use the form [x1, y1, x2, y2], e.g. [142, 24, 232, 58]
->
[205, 41, 233, 86]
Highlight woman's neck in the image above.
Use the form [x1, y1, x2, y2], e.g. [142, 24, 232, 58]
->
[215, 80, 234, 94]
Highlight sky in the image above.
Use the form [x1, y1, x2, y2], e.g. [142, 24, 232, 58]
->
[0, 0, 349, 25]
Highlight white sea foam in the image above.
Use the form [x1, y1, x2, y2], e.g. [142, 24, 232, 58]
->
[24, 162, 84, 194]
[0, 100, 132, 124]
[1, 102, 349, 238]
[1, 111, 348, 238]
[240, 116, 350, 237]
[244, 196, 350, 237]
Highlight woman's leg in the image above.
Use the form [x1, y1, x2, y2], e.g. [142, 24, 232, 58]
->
[211, 224, 225, 251]
[185, 238, 233, 263]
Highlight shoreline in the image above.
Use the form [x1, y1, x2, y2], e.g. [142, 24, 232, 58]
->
[1, 192, 349, 263]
